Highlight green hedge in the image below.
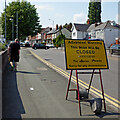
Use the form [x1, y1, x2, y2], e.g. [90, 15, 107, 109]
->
[0, 43, 6, 51]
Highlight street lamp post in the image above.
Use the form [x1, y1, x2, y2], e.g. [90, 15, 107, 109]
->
[5, 0, 6, 41]
[48, 19, 54, 30]
[16, 11, 18, 39]
[10, 18, 14, 41]
[49, 19, 55, 42]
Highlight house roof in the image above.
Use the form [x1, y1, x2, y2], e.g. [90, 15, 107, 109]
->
[87, 24, 96, 32]
[73, 23, 90, 32]
[54, 29, 59, 34]
[54, 27, 71, 34]
[87, 21, 119, 32]
[40, 27, 51, 33]
[47, 27, 71, 35]
[46, 28, 56, 35]
[99, 21, 119, 30]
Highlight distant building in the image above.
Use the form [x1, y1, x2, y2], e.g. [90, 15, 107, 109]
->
[46, 28, 56, 41]
[87, 21, 120, 47]
[71, 21, 120, 48]
[29, 27, 52, 44]
[54, 27, 72, 39]
[47, 25, 72, 41]
[28, 21, 120, 48]
[72, 23, 90, 39]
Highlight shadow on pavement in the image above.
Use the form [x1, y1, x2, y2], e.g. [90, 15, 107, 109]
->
[67, 99, 120, 118]
[2, 65, 25, 119]
[17, 70, 40, 74]
[96, 111, 120, 118]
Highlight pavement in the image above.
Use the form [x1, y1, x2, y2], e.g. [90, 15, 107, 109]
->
[2, 47, 120, 119]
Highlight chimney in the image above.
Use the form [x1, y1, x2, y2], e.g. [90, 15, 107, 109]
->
[56, 24, 58, 30]
[87, 19, 90, 24]
[59, 25, 62, 30]
[95, 23, 98, 27]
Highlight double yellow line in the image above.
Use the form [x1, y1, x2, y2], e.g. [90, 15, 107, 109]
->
[30, 50, 120, 109]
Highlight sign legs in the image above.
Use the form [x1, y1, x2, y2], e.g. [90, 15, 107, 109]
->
[65, 70, 81, 115]
[87, 69, 95, 95]
[99, 69, 106, 112]
[65, 69, 106, 116]
[66, 70, 73, 100]
[76, 70, 82, 116]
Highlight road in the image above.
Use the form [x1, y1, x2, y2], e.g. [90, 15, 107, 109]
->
[2, 47, 120, 119]
[28, 47, 120, 111]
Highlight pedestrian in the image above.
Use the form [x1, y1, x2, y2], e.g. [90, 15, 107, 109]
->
[8, 38, 20, 71]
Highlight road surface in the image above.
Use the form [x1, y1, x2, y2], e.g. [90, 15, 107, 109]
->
[2, 47, 120, 119]
[28, 47, 120, 111]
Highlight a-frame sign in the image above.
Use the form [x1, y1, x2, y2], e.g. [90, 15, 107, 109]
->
[64, 39, 109, 116]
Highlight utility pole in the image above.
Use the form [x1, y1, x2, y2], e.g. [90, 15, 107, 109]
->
[5, 0, 6, 41]
[16, 11, 18, 39]
[12, 19, 14, 41]
[49, 19, 55, 42]
[49, 19, 54, 30]
[10, 18, 14, 41]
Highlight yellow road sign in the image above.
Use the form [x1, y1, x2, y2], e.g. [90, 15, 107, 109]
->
[64, 39, 109, 70]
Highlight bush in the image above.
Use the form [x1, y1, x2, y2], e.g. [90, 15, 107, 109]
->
[0, 43, 6, 51]
[53, 34, 65, 47]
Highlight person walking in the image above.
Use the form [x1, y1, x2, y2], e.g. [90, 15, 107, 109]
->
[8, 38, 20, 71]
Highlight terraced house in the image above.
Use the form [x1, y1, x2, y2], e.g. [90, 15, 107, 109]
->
[72, 21, 120, 48]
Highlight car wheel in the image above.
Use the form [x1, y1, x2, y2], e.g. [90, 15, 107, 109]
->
[34, 47, 37, 50]
[45, 47, 48, 50]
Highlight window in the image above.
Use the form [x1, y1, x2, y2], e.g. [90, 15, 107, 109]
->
[73, 32, 76, 36]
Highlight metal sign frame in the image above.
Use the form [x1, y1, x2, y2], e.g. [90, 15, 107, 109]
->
[66, 69, 106, 116]
[64, 39, 108, 116]
[64, 39, 109, 70]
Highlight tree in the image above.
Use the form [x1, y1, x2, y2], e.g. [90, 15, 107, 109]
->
[88, 1, 101, 24]
[1, 0, 42, 41]
[0, 16, 2, 36]
[53, 34, 66, 47]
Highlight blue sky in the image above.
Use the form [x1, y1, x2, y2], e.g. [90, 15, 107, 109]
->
[0, 0, 119, 28]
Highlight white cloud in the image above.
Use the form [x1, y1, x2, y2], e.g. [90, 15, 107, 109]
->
[73, 13, 87, 23]
[35, 5, 54, 11]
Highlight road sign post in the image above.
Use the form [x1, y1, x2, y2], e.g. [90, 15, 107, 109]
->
[64, 39, 109, 116]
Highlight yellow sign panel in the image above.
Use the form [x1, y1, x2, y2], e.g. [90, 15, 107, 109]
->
[64, 39, 109, 70]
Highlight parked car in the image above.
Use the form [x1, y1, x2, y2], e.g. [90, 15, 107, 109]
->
[20, 42, 25, 47]
[25, 42, 30, 47]
[109, 44, 120, 54]
[46, 43, 55, 48]
[32, 43, 49, 50]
